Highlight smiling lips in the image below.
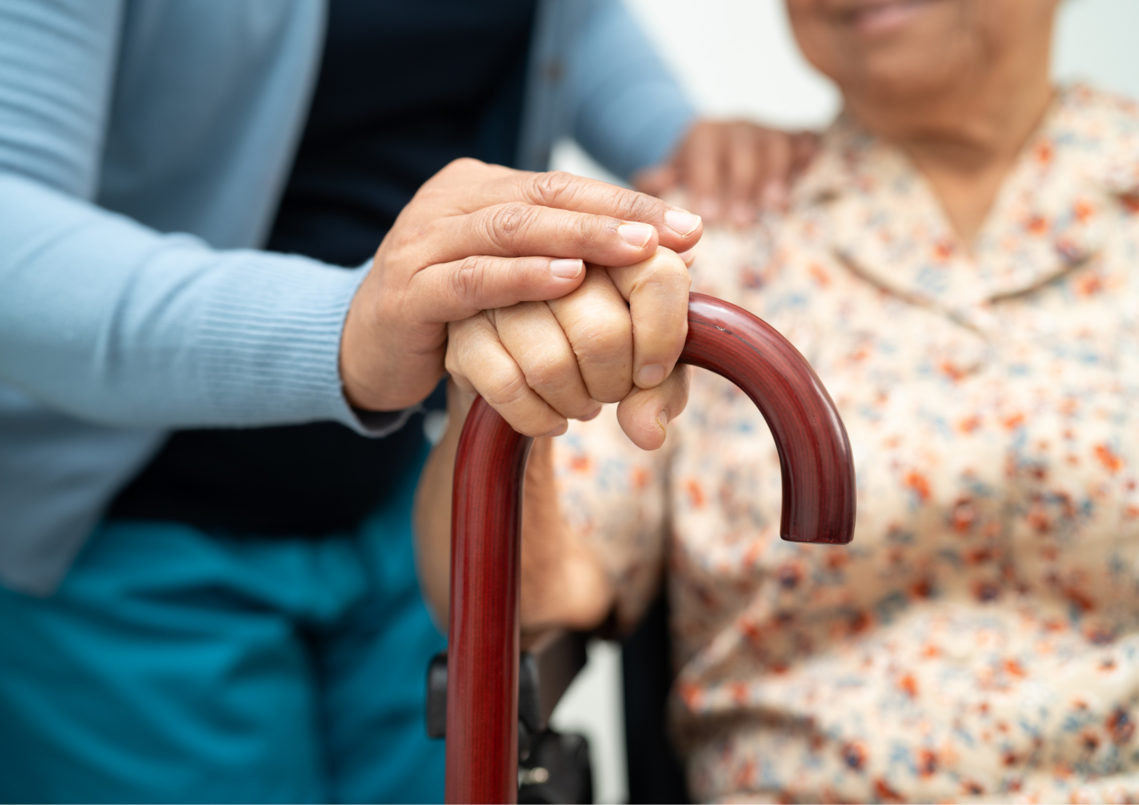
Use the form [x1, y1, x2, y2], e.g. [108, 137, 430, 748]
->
[844, 0, 941, 34]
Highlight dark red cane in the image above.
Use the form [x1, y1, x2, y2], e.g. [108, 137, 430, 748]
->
[445, 293, 856, 803]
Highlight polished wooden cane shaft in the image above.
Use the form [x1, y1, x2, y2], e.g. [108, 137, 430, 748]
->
[445, 293, 856, 802]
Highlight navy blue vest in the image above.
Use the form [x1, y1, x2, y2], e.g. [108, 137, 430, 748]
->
[110, 0, 537, 535]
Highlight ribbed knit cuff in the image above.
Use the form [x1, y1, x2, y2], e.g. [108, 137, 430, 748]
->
[195, 253, 410, 435]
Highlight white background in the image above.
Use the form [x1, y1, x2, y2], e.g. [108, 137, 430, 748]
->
[547, 2, 1139, 802]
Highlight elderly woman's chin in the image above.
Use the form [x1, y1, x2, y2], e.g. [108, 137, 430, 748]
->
[787, 0, 1061, 117]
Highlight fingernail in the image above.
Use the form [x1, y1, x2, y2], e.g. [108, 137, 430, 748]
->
[549, 258, 584, 279]
[580, 406, 603, 422]
[657, 409, 670, 430]
[677, 248, 696, 267]
[665, 209, 701, 236]
[544, 422, 569, 437]
[636, 364, 666, 388]
[618, 223, 654, 249]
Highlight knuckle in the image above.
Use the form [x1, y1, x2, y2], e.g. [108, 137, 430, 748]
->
[487, 202, 537, 251]
[522, 358, 567, 394]
[530, 170, 577, 206]
[518, 346, 579, 400]
[394, 221, 430, 253]
[592, 380, 633, 405]
[481, 368, 530, 409]
[641, 251, 692, 287]
[620, 190, 661, 225]
[444, 315, 483, 369]
[690, 121, 717, 145]
[450, 255, 487, 302]
[443, 348, 460, 376]
[567, 213, 595, 251]
[570, 310, 630, 363]
[441, 157, 483, 177]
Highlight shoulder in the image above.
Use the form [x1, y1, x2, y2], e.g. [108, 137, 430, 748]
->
[1058, 83, 1139, 130]
[1050, 83, 1139, 195]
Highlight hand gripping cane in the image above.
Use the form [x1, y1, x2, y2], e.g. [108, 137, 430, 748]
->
[445, 293, 857, 803]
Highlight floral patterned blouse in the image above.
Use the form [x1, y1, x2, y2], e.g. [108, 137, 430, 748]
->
[553, 85, 1139, 803]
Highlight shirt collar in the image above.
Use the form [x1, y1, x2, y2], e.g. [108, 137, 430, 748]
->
[792, 84, 1137, 315]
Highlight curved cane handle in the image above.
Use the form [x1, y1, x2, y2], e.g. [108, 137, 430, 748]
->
[445, 292, 856, 803]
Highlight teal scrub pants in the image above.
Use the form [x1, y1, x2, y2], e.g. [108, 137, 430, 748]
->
[0, 451, 445, 803]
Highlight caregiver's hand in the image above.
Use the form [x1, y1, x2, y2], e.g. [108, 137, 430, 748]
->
[634, 120, 819, 227]
[445, 248, 692, 451]
[341, 159, 703, 413]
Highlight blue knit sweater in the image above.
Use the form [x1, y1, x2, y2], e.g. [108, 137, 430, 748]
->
[0, 0, 694, 593]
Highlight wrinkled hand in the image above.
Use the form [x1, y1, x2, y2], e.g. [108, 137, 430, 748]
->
[634, 120, 818, 227]
[445, 248, 693, 450]
[417, 248, 692, 631]
[431, 384, 619, 631]
[341, 158, 703, 412]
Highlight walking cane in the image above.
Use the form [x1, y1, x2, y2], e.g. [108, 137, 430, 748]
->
[445, 293, 857, 803]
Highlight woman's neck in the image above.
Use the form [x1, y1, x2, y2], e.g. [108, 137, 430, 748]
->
[845, 50, 1055, 249]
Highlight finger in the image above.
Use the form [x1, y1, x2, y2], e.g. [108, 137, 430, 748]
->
[547, 268, 634, 404]
[678, 123, 725, 223]
[436, 202, 668, 268]
[434, 157, 515, 183]
[605, 248, 691, 390]
[493, 302, 600, 421]
[759, 130, 793, 210]
[615, 365, 690, 451]
[411, 254, 587, 324]
[474, 169, 704, 250]
[791, 131, 820, 176]
[632, 163, 679, 197]
[517, 170, 704, 248]
[444, 314, 567, 437]
[727, 124, 761, 227]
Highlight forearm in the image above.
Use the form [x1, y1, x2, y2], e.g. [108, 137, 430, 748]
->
[0, 0, 371, 432]
[413, 387, 467, 629]
[0, 174, 375, 430]
[414, 382, 615, 632]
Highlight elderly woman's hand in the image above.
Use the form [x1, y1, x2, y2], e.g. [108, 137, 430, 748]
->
[444, 248, 692, 450]
[427, 384, 626, 631]
[415, 248, 692, 631]
[635, 120, 819, 227]
[340, 159, 703, 416]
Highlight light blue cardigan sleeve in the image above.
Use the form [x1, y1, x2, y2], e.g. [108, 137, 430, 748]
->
[567, 0, 696, 179]
[0, 0, 372, 431]
[518, 0, 696, 180]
